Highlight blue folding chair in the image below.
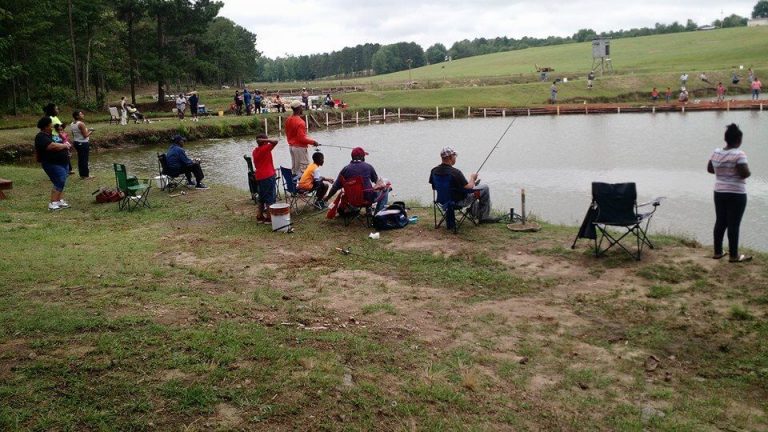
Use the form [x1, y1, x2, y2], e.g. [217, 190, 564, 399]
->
[431, 174, 479, 233]
[279, 166, 315, 213]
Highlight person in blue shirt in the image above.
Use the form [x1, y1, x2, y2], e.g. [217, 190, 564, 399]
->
[243, 88, 252, 115]
[327, 147, 390, 213]
[165, 135, 208, 189]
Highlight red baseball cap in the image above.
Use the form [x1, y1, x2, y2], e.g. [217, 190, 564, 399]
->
[351, 147, 368, 159]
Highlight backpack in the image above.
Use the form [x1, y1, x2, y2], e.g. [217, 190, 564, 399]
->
[372, 201, 409, 231]
[92, 187, 124, 203]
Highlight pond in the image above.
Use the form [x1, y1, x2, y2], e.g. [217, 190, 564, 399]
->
[89, 110, 768, 251]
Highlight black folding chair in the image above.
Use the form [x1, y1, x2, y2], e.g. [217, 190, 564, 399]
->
[431, 174, 479, 233]
[571, 182, 663, 260]
[243, 155, 259, 203]
[157, 153, 188, 193]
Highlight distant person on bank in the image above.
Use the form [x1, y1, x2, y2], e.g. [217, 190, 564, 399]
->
[188, 92, 199, 121]
[165, 135, 208, 189]
[429, 146, 498, 224]
[716, 82, 726, 102]
[285, 100, 319, 176]
[176, 93, 187, 120]
[550, 81, 558, 104]
[751, 77, 762, 100]
[70, 110, 95, 179]
[707, 123, 752, 263]
[35, 117, 72, 211]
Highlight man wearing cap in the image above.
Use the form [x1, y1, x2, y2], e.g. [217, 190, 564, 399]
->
[251, 134, 279, 223]
[327, 147, 390, 213]
[165, 135, 208, 189]
[429, 146, 496, 223]
[285, 100, 319, 176]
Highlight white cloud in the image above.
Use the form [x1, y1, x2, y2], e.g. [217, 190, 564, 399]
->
[218, 0, 756, 58]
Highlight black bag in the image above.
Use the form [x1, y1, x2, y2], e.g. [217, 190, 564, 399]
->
[373, 201, 409, 230]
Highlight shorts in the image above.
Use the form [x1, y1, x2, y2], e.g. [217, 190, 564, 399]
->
[42, 162, 68, 192]
[257, 175, 276, 205]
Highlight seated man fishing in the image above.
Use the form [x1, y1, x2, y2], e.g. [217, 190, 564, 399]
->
[429, 146, 498, 223]
[165, 135, 208, 189]
[327, 147, 390, 213]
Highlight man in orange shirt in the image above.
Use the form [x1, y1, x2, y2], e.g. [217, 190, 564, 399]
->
[285, 100, 319, 176]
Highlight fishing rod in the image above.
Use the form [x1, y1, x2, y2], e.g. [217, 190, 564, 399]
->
[474, 89, 538, 175]
[316, 143, 375, 153]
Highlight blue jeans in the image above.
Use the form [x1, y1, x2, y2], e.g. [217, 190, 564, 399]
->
[42, 162, 68, 192]
[752, 89, 760, 100]
[73, 141, 90, 178]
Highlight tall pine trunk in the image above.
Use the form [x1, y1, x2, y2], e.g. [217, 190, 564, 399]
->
[67, 0, 81, 100]
[156, 13, 164, 108]
[128, 11, 136, 104]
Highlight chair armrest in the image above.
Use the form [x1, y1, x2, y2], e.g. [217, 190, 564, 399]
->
[638, 196, 665, 207]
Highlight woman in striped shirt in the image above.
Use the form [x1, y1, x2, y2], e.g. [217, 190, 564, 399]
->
[707, 124, 752, 262]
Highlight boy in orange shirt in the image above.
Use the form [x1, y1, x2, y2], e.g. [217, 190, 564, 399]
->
[298, 151, 333, 209]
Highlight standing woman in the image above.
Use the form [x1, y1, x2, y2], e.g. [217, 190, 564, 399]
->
[176, 93, 187, 120]
[708, 123, 752, 262]
[70, 111, 94, 180]
[35, 117, 72, 210]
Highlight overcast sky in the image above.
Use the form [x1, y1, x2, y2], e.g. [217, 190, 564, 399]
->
[220, 1, 757, 58]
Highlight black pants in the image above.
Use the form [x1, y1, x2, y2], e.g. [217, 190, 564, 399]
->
[714, 192, 747, 258]
[313, 180, 328, 201]
[179, 162, 205, 185]
[73, 141, 90, 178]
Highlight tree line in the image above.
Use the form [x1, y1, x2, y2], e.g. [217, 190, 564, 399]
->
[258, 12, 755, 82]
[0, 0, 260, 114]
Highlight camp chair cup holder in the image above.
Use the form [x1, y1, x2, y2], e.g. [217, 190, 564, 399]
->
[572, 182, 664, 260]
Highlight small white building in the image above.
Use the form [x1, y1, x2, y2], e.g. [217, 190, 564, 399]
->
[748, 18, 768, 27]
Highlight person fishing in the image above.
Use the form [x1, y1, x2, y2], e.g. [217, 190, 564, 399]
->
[429, 146, 498, 224]
[285, 100, 319, 177]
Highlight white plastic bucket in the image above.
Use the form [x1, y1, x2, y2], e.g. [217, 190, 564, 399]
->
[154, 175, 168, 189]
[269, 203, 291, 232]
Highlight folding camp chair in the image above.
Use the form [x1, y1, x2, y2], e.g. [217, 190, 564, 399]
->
[108, 107, 120, 125]
[431, 174, 480, 233]
[113, 163, 151, 211]
[571, 182, 663, 260]
[279, 166, 315, 213]
[338, 176, 387, 227]
[244, 155, 259, 203]
[156, 153, 188, 192]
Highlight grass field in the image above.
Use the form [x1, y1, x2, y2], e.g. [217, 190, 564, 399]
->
[0, 164, 766, 430]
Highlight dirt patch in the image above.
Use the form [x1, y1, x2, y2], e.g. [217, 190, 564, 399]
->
[213, 403, 243, 428]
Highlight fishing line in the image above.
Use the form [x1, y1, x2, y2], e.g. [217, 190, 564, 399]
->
[474, 88, 538, 175]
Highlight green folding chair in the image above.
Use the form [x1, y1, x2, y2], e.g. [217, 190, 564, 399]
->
[113, 163, 151, 211]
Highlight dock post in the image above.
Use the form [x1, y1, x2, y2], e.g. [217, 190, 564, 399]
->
[397, 108, 401, 120]
[325, 113, 329, 127]
[341, 112, 344, 126]
[682, 106, 685, 113]
[761, 104, 764, 111]
[527, 109, 531, 116]
[368, 110, 371, 123]
[727, 101, 730, 112]
[383, 108, 387, 121]
[305, 115, 309, 131]
[436, 106, 439, 120]
[483, 108, 487, 118]
[356, 111, 359, 124]
[557, 105, 560, 116]
[617, 107, 621, 114]
[652, 106, 655, 114]
[468, 106, 471, 118]
[278, 115, 282, 132]
[264, 118, 268, 135]
[452, 107, 455, 119]
[586, 105, 589, 114]
[502, 109, 506, 118]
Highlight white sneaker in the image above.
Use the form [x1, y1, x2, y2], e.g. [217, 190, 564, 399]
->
[56, 200, 70, 208]
[48, 202, 61, 211]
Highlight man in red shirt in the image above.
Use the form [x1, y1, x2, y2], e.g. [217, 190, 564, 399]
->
[285, 100, 318, 176]
[251, 134, 279, 223]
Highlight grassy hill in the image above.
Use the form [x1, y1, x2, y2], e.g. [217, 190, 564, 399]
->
[346, 27, 768, 84]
